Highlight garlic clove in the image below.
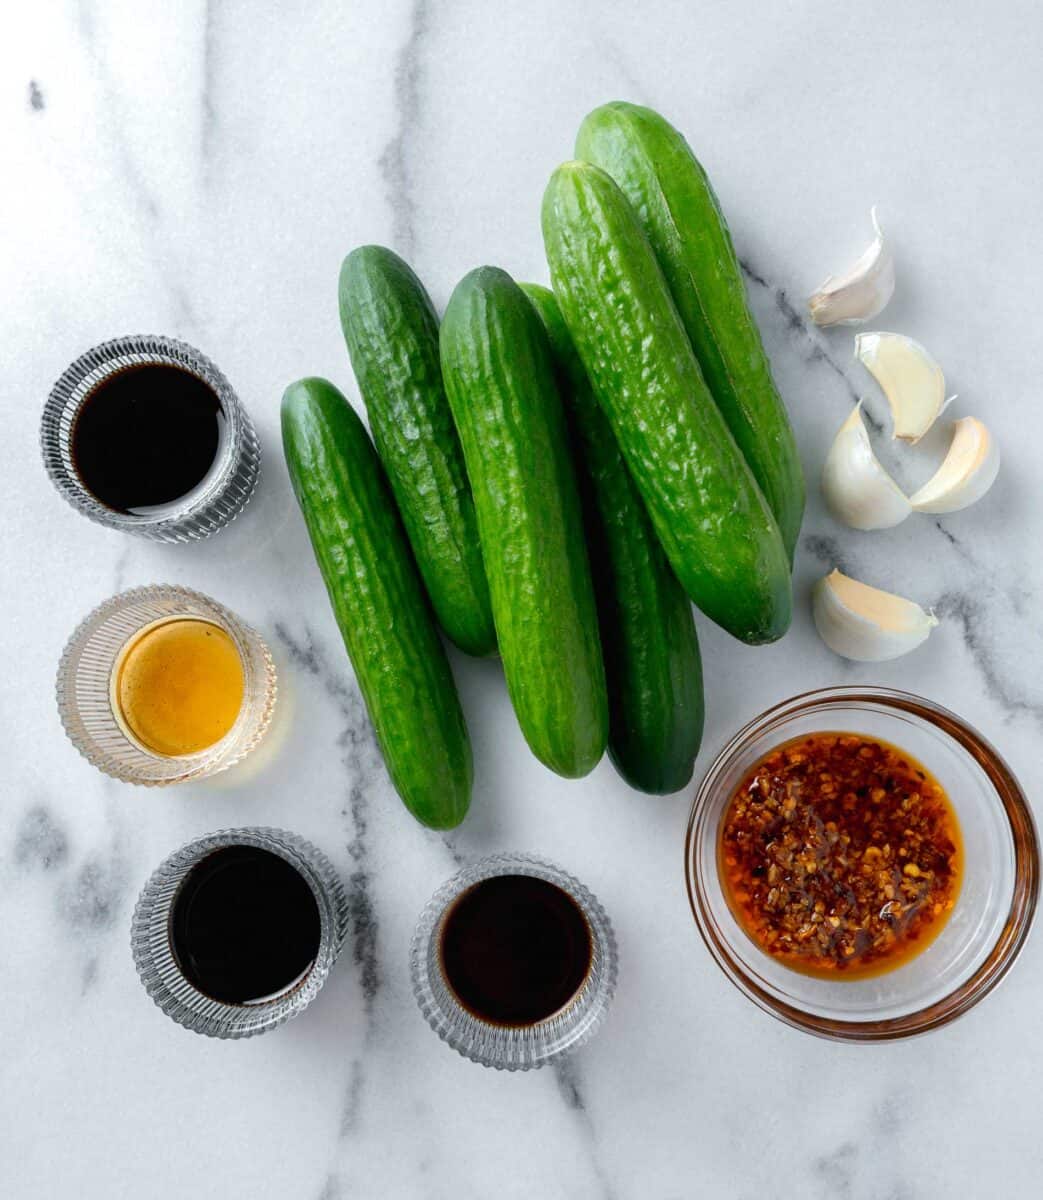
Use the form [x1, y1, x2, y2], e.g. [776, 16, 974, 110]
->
[855, 331, 948, 442]
[812, 569, 938, 662]
[808, 207, 895, 327]
[909, 416, 1000, 514]
[821, 403, 912, 530]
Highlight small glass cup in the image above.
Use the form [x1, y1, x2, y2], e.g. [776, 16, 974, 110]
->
[686, 686, 1039, 1041]
[40, 334, 260, 542]
[410, 853, 618, 1071]
[57, 585, 277, 785]
[131, 827, 348, 1038]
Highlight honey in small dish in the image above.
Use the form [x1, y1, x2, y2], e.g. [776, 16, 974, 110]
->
[112, 618, 245, 757]
[719, 732, 963, 980]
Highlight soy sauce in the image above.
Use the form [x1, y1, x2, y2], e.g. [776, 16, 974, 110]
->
[72, 364, 223, 514]
[170, 846, 321, 1005]
[438, 875, 592, 1026]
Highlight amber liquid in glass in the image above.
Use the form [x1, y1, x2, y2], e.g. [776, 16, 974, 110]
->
[112, 618, 244, 757]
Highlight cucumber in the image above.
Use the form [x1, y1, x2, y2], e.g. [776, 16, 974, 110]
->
[522, 283, 704, 794]
[439, 267, 607, 778]
[575, 102, 805, 561]
[281, 377, 471, 829]
[542, 161, 792, 645]
[339, 246, 495, 657]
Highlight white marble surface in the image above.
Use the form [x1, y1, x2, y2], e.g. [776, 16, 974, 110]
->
[4, 1, 1043, 1196]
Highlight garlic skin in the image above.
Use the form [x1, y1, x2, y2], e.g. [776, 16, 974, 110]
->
[809, 208, 895, 327]
[855, 331, 949, 442]
[909, 417, 1000, 514]
[812, 569, 938, 662]
[821, 403, 912, 530]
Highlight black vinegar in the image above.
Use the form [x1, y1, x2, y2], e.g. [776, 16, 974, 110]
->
[438, 875, 593, 1026]
[71, 363, 224, 514]
[170, 846, 321, 1005]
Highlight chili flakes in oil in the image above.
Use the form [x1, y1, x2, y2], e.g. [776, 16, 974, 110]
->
[720, 733, 962, 978]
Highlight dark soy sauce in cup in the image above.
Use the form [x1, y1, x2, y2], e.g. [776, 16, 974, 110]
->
[170, 846, 321, 1004]
[438, 875, 593, 1026]
[72, 364, 224, 514]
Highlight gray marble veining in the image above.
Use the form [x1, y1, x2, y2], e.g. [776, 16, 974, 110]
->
[379, 0, 434, 258]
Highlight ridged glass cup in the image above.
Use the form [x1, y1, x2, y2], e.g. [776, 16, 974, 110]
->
[57, 585, 277, 785]
[686, 687, 1039, 1041]
[131, 827, 348, 1038]
[411, 853, 618, 1070]
[40, 334, 260, 542]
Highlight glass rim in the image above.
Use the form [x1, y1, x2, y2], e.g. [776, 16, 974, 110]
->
[684, 685, 1039, 1042]
[40, 334, 260, 542]
[131, 827, 348, 1039]
[410, 852, 618, 1070]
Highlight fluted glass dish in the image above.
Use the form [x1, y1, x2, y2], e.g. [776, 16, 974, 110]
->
[686, 687, 1038, 1041]
[131, 827, 347, 1038]
[411, 853, 618, 1070]
[40, 334, 259, 541]
[57, 585, 277, 785]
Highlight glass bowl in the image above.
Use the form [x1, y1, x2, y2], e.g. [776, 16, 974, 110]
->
[131, 827, 347, 1038]
[57, 585, 277, 785]
[685, 686, 1038, 1041]
[40, 334, 259, 542]
[410, 853, 618, 1070]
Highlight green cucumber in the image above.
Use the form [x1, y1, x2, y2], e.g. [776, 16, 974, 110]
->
[281, 377, 471, 829]
[542, 161, 792, 645]
[575, 102, 805, 561]
[439, 267, 607, 778]
[339, 246, 495, 657]
[522, 282, 703, 794]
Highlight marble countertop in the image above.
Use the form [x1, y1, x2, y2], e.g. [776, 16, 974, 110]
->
[6, 2, 1043, 1196]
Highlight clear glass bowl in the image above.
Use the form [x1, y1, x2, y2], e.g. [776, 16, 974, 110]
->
[411, 853, 618, 1070]
[131, 827, 348, 1038]
[686, 686, 1038, 1041]
[57, 585, 277, 785]
[40, 334, 260, 542]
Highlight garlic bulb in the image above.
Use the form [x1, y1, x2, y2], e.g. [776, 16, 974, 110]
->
[812, 569, 938, 662]
[909, 417, 1000, 514]
[821, 403, 912, 530]
[855, 331, 949, 442]
[808, 208, 895, 327]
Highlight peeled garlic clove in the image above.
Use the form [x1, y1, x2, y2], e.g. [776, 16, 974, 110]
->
[821, 403, 912, 530]
[909, 417, 1000, 514]
[855, 331, 948, 442]
[808, 207, 895, 327]
[813, 569, 938, 662]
